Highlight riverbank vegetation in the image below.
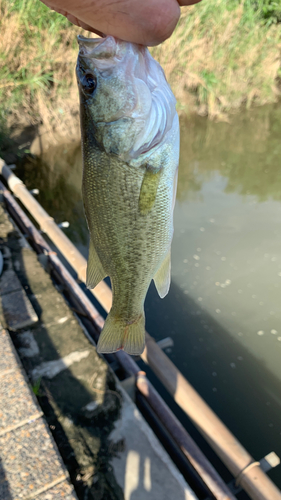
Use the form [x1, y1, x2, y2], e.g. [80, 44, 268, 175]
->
[0, 0, 81, 147]
[152, 0, 281, 118]
[0, 0, 281, 147]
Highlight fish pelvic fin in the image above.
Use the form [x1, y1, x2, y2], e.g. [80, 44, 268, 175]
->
[86, 239, 108, 289]
[153, 249, 171, 298]
[97, 312, 145, 355]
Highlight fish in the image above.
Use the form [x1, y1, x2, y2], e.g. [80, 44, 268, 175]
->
[76, 35, 179, 355]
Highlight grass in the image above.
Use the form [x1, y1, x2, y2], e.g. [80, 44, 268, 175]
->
[0, 0, 82, 139]
[0, 0, 281, 141]
[151, 0, 281, 118]
[32, 376, 42, 396]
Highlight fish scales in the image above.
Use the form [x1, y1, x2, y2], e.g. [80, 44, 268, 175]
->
[77, 35, 179, 355]
[82, 148, 173, 312]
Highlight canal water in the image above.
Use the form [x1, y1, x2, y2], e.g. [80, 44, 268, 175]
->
[17, 103, 281, 492]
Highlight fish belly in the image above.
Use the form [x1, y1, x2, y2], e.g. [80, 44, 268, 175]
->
[82, 146, 174, 353]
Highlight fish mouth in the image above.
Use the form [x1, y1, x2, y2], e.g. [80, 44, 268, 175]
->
[77, 35, 102, 43]
[77, 35, 117, 60]
[77, 35, 103, 59]
[77, 35, 102, 48]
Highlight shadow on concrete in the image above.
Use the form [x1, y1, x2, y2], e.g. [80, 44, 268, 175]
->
[0, 455, 13, 500]
[3, 229, 124, 500]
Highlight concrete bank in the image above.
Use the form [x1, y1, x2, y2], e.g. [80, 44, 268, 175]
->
[0, 202, 198, 500]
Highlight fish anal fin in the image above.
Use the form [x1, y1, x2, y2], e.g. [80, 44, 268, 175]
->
[139, 168, 161, 215]
[154, 250, 171, 298]
[97, 312, 145, 355]
[86, 239, 107, 289]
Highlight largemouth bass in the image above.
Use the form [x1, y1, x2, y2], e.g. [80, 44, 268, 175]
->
[76, 35, 179, 355]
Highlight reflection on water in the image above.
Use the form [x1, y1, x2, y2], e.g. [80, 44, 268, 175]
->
[17, 142, 88, 254]
[18, 103, 281, 489]
[177, 105, 281, 203]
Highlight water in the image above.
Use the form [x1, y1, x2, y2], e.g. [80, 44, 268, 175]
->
[17, 104, 281, 491]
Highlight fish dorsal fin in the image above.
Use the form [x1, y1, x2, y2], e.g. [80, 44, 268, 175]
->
[86, 239, 108, 289]
[153, 250, 171, 298]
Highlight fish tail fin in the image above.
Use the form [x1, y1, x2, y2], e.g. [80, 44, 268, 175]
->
[97, 312, 145, 355]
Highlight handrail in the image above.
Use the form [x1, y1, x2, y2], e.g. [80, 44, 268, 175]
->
[1, 158, 280, 500]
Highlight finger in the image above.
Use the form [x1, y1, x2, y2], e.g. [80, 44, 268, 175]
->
[65, 13, 105, 37]
[39, 0, 181, 46]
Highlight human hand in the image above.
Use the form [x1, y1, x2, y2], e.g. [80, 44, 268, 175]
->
[40, 0, 201, 46]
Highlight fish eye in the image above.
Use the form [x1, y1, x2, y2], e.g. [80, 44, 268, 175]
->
[83, 74, 97, 94]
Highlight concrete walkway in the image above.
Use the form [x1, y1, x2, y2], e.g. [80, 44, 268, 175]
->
[0, 327, 78, 500]
[0, 202, 198, 500]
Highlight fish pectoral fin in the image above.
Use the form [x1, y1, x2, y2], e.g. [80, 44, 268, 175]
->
[86, 239, 108, 289]
[153, 250, 171, 298]
[139, 168, 162, 215]
[97, 312, 145, 355]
